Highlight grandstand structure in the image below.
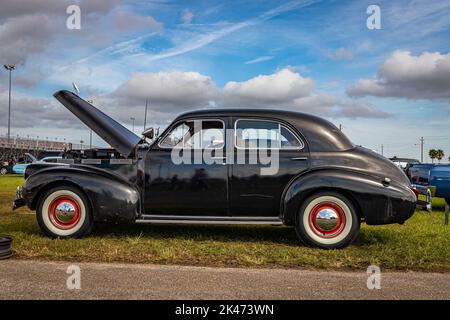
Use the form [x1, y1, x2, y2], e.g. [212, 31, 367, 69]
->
[0, 135, 85, 162]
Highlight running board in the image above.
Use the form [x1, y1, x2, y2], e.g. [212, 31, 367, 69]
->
[136, 215, 284, 225]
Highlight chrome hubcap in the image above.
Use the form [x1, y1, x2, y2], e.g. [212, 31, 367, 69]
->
[314, 208, 340, 231]
[54, 202, 77, 223]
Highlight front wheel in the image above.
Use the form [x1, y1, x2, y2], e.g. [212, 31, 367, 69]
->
[295, 192, 360, 249]
[0, 167, 8, 175]
[36, 185, 94, 238]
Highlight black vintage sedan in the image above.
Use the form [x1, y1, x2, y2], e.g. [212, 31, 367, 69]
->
[13, 90, 417, 248]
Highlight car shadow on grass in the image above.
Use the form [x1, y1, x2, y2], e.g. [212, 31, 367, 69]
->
[93, 222, 301, 245]
[92, 222, 385, 247]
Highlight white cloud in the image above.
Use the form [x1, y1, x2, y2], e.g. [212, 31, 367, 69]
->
[0, 0, 121, 65]
[222, 68, 389, 118]
[325, 47, 353, 60]
[0, 85, 81, 129]
[338, 100, 391, 119]
[291, 95, 338, 116]
[112, 71, 218, 112]
[181, 9, 194, 24]
[245, 56, 273, 64]
[347, 50, 450, 100]
[224, 68, 314, 105]
[114, 10, 162, 31]
[0, 14, 58, 64]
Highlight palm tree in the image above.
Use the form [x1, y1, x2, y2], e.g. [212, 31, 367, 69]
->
[436, 149, 445, 163]
[429, 149, 437, 163]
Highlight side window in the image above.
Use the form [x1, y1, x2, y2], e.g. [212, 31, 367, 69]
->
[235, 119, 303, 149]
[160, 120, 224, 149]
[280, 126, 302, 148]
[159, 122, 191, 148]
[200, 121, 225, 149]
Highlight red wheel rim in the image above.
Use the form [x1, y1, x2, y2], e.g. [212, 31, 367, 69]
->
[308, 201, 346, 239]
[48, 196, 81, 230]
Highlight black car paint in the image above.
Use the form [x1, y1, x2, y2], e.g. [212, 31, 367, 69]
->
[18, 90, 416, 226]
[23, 163, 140, 222]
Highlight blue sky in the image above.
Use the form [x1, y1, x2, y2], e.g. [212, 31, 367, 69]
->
[0, 0, 449, 161]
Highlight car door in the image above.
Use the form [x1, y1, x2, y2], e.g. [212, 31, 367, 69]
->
[144, 118, 229, 216]
[229, 118, 310, 217]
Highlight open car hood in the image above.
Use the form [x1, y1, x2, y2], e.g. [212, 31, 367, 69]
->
[53, 90, 141, 158]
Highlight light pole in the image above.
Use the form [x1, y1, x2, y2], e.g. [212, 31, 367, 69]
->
[87, 99, 94, 149]
[4, 64, 16, 144]
[130, 117, 135, 133]
[144, 99, 148, 131]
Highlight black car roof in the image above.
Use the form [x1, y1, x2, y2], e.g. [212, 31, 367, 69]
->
[174, 108, 354, 152]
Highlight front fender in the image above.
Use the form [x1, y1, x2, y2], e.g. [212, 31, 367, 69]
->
[23, 165, 140, 222]
[282, 169, 416, 225]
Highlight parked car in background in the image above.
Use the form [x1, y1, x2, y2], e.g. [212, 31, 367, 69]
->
[37, 156, 63, 163]
[409, 164, 450, 205]
[389, 157, 431, 210]
[390, 157, 421, 170]
[11, 154, 63, 174]
[13, 90, 417, 249]
[36, 151, 64, 160]
[0, 160, 14, 175]
[389, 157, 420, 178]
[12, 153, 37, 174]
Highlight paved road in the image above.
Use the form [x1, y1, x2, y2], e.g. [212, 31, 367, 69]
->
[0, 260, 448, 299]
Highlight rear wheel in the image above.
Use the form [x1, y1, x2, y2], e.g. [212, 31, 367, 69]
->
[295, 191, 360, 249]
[36, 185, 94, 238]
[0, 167, 7, 175]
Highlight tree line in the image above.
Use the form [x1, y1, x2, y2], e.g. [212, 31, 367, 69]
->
[428, 149, 449, 163]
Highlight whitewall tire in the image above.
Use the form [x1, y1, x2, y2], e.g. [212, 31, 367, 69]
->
[295, 192, 360, 249]
[37, 186, 93, 238]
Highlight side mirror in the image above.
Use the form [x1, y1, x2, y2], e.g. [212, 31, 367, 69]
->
[142, 127, 154, 139]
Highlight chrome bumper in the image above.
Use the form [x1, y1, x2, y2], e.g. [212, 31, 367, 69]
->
[413, 184, 432, 211]
[12, 186, 26, 211]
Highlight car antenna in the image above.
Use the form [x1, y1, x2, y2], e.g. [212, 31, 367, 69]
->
[72, 82, 80, 96]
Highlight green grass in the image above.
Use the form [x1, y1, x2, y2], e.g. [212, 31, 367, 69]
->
[1, 175, 449, 271]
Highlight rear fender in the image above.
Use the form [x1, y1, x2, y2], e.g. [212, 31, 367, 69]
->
[282, 169, 416, 225]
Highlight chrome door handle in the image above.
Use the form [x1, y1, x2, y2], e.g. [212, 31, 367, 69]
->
[290, 157, 308, 161]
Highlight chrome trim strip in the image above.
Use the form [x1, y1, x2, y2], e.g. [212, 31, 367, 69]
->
[290, 157, 308, 161]
[140, 214, 281, 221]
[110, 159, 133, 164]
[57, 159, 74, 164]
[81, 159, 102, 164]
[136, 219, 283, 225]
